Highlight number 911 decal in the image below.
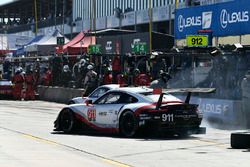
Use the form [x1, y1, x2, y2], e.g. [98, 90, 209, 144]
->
[87, 108, 96, 121]
[162, 114, 174, 122]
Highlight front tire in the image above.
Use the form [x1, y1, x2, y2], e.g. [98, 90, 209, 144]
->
[60, 109, 76, 133]
[119, 111, 138, 137]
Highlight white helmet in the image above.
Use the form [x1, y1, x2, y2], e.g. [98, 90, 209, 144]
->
[79, 59, 86, 67]
[63, 65, 70, 72]
[87, 64, 94, 70]
[15, 67, 23, 73]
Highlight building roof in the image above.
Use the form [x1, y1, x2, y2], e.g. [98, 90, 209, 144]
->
[0, 0, 72, 33]
[86, 29, 136, 36]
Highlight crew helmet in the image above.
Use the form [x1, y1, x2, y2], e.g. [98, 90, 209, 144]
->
[87, 64, 94, 70]
[63, 65, 70, 72]
[134, 68, 140, 75]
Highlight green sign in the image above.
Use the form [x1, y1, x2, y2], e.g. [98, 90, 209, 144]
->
[57, 37, 65, 45]
[88, 44, 102, 54]
[132, 42, 147, 54]
[186, 35, 208, 47]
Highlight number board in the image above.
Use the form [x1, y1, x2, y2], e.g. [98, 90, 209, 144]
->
[57, 37, 65, 45]
[88, 45, 102, 54]
[132, 43, 147, 54]
[186, 35, 208, 47]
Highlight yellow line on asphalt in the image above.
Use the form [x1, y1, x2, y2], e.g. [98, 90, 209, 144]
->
[102, 159, 132, 167]
[23, 134, 132, 167]
[22, 134, 59, 146]
[193, 139, 228, 148]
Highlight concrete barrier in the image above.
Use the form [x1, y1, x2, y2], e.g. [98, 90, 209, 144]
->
[37, 86, 84, 104]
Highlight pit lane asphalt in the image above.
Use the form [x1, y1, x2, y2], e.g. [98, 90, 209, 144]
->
[0, 100, 249, 167]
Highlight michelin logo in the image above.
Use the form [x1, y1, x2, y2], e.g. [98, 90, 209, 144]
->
[178, 11, 212, 32]
[220, 9, 249, 29]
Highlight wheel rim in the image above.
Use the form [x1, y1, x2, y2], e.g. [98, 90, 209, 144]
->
[61, 111, 73, 132]
[121, 112, 136, 136]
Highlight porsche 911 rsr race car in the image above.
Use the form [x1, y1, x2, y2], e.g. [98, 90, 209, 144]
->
[68, 84, 120, 104]
[54, 87, 212, 137]
[0, 79, 13, 99]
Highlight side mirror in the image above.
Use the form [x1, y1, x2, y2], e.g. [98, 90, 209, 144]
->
[85, 100, 93, 106]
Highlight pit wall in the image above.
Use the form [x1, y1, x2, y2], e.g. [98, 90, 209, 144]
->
[37, 86, 84, 104]
[177, 95, 244, 128]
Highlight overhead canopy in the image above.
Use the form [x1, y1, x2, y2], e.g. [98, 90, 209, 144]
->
[86, 28, 136, 36]
[66, 36, 96, 55]
[62, 31, 84, 51]
[15, 35, 44, 56]
[25, 29, 69, 55]
[0, 34, 32, 56]
[56, 31, 95, 55]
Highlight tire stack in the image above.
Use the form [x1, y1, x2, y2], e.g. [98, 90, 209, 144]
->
[231, 132, 250, 149]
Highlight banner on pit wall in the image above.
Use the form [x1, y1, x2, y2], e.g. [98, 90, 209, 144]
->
[175, 0, 250, 39]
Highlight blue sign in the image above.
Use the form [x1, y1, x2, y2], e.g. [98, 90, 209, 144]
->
[175, 0, 250, 39]
[177, 95, 240, 125]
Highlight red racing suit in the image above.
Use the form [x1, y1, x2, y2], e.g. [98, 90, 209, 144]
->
[134, 74, 151, 86]
[12, 73, 25, 100]
[103, 73, 113, 85]
[112, 56, 122, 83]
[43, 70, 52, 86]
[25, 73, 35, 100]
[117, 74, 127, 87]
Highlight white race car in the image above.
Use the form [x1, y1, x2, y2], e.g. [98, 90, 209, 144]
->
[54, 87, 214, 137]
[68, 84, 120, 104]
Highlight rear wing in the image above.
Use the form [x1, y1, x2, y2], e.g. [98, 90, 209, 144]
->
[163, 88, 216, 94]
[155, 88, 216, 110]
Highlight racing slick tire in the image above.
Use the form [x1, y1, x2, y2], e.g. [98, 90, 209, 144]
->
[60, 109, 76, 133]
[119, 110, 138, 138]
[231, 132, 250, 149]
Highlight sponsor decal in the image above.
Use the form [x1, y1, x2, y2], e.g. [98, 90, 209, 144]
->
[178, 11, 212, 32]
[199, 103, 229, 115]
[178, 14, 202, 32]
[105, 41, 112, 52]
[87, 108, 96, 121]
[131, 38, 141, 49]
[202, 11, 212, 29]
[99, 112, 107, 116]
[220, 9, 249, 29]
[162, 114, 174, 122]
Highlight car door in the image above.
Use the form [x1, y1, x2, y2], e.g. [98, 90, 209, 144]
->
[93, 92, 125, 128]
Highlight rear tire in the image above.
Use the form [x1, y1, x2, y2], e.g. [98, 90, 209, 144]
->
[119, 111, 138, 137]
[60, 109, 76, 133]
[231, 132, 250, 149]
